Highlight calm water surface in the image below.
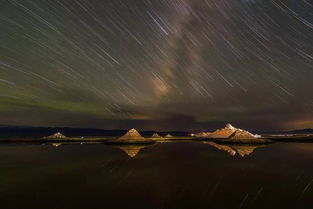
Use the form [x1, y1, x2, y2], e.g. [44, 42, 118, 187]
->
[0, 141, 312, 209]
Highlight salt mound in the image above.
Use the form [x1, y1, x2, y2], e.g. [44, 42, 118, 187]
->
[46, 132, 66, 139]
[117, 128, 145, 141]
[208, 123, 237, 138]
[151, 133, 162, 138]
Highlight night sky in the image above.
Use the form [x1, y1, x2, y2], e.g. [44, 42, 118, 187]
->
[0, 0, 312, 131]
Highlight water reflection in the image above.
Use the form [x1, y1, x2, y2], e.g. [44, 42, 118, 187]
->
[0, 142, 312, 209]
[113, 144, 152, 158]
[49, 141, 267, 157]
[232, 145, 266, 157]
[51, 143, 62, 147]
[204, 142, 267, 157]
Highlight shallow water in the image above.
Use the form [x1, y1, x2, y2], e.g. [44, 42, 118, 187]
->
[0, 141, 312, 209]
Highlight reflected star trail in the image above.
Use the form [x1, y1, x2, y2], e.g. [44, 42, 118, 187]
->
[0, 0, 312, 131]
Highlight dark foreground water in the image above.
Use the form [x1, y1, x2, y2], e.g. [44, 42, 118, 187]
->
[0, 141, 312, 209]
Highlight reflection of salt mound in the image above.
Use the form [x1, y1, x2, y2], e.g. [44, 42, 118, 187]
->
[51, 143, 62, 147]
[165, 134, 173, 138]
[209, 124, 237, 138]
[204, 142, 265, 157]
[232, 145, 262, 157]
[117, 128, 145, 141]
[46, 132, 66, 139]
[204, 142, 236, 156]
[116, 145, 147, 158]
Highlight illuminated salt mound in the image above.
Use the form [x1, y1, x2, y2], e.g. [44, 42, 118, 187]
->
[117, 128, 145, 141]
[151, 133, 162, 138]
[46, 132, 66, 139]
[192, 132, 212, 137]
[229, 129, 259, 140]
[165, 134, 173, 138]
[208, 123, 237, 138]
[208, 123, 261, 140]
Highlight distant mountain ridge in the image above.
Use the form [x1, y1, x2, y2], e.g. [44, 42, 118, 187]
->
[287, 129, 313, 134]
[261, 128, 313, 135]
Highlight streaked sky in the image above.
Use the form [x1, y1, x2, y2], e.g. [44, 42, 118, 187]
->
[0, 0, 312, 131]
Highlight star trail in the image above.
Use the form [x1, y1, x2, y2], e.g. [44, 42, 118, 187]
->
[0, 0, 312, 131]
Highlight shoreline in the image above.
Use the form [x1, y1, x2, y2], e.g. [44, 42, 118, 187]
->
[0, 136, 312, 144]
